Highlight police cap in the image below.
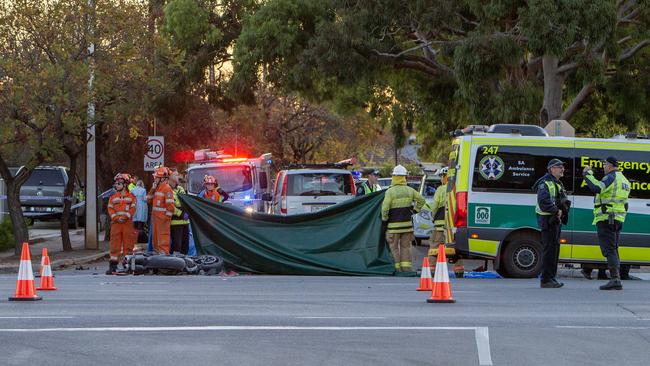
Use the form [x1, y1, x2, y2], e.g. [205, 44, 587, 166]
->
[602, 156, 618, 166]
[547, 158, 565, 169]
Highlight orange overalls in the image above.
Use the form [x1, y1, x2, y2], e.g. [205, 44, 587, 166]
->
[147, 182, 175, 254]
[107, 191, 137, 261]
[203, 189, 222, 202]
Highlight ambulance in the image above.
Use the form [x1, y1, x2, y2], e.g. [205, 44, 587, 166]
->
[186, 150, 273, 213]
[446, 124, 650, 277]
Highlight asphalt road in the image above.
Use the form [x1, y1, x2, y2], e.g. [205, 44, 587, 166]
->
[1, 270, 649, 366]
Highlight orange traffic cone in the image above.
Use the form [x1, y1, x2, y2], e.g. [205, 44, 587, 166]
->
[37, 255, 57, 291]
[8, 242, 42, 301]
[37, 247, 48, 278]
[417, 257, 433, 291]
[427, 244, 455, 303]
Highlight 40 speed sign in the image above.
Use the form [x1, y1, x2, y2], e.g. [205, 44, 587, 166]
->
[144, 136, 164, 171]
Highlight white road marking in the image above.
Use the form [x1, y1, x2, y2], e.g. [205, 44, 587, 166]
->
[557, 326, 649, 330]
[0, 325, 493, 365]
[295, 317, 386, 319]
[475, 327, 493, 366]
[0, 317, 75, 319]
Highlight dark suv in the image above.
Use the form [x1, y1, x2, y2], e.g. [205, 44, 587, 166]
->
[20, 166, 85, 228]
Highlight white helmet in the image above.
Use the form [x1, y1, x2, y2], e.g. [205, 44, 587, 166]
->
[391, 165, 408, 176]
[436, 167, 449, 176]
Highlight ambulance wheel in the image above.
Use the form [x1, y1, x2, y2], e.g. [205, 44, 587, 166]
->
[501, 234, 542, 278]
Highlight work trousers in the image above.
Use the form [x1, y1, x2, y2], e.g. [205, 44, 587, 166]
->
[109, 221, 136, 261]
[596, 221, 622, 269]
[171, 224, 190, 255]
[387, 232, 414, 271]
[152, 217, 171, 255]
[428, 230, 464, 273]
[539, 215, 561, 282]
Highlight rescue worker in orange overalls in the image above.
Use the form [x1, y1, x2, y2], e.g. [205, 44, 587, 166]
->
[147, 166, 176, 254]
[106, 173, 137, 274]
[198, 175, 230, 202]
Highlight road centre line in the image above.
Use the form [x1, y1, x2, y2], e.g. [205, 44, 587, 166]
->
[295, 317, 386, 319]
[0, 325, 493, 365]
[557, 325, 649, 330]
[0, 317, 75, 319]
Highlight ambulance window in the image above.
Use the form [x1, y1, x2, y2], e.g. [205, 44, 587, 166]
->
[574, 150, 650, 199]
[472, 145, 573, 193]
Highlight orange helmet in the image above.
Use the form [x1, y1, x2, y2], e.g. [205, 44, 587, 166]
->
[113, 173, 130, 184]
[153, 166, 170, 178]
[203, 175, 216, 185]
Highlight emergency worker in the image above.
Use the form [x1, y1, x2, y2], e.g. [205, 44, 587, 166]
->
[169, 170, 190, 254]
[147, 166, 175, 254]
[428, 167, 464, 277]
[198, 175, 230, 202]
[356, 169, 382, 196]
[106, 173, 136, 274]
[583, 156, 631, 290]
[534, 158, 569, 288]
[381, 165, 426, 272]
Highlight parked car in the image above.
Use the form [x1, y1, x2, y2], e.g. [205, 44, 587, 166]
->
[19, 166, 85, 228]
[266, 165, 356, 215]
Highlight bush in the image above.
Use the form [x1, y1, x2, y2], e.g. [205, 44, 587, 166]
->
[0, 218, 15, 251]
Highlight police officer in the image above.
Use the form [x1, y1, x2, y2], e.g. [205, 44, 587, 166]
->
[356, 169, 382, 196]
[534, 158, 568, 288]
[583, 156, 631, 290]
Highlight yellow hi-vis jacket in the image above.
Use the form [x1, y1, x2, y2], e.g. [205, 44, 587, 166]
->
[381, 176, 426, 234]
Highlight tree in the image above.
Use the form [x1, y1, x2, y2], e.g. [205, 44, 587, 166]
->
[0, 0, 152, 252]
[231, 0, 650, 138]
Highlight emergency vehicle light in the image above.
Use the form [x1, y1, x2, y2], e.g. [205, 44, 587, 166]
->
[221, 157, 249, 163]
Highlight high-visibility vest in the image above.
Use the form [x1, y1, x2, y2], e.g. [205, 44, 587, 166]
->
[432, 184, 447, 231]
[148, 183, 175, 220]
[203, 189, 223, 203]
[171, 186, 190, 226]
[381, 184, 426, 234]
[107, 191, 136, 223]
[588, 171, 630, 224]
[535, 180, 562, 215]
[361, 182, 381, 195]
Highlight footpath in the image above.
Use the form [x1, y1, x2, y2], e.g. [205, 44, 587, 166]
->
[0, 229, 109, 274]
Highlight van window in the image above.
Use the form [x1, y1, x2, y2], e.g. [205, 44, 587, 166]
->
[472, 145, 573, 193]
[259, 172, 268, 190]
[188, 165, 252, 194]
[287, 173, 353, 196]
[25, 169, 65, 186]
[574, 149, 650, 199]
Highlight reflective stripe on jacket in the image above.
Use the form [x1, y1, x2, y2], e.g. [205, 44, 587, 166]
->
[585, 171, 630, 224]
[381, 178, 426, 234]
[107, 191, 136, 223]
[148, 183, 175, 220]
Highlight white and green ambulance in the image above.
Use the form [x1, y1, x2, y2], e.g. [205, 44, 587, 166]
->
[446, 124, 650, 278]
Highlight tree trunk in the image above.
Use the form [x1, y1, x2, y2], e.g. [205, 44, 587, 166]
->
[539, 55, 565, 126]
[6, 180, 29, 255]
[60, 153, 79, 252]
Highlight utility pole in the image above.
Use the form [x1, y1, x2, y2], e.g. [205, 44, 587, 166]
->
[84, 0, 98, 249]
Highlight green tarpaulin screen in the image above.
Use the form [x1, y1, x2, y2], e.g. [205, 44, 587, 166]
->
[180, 191, 398, 276]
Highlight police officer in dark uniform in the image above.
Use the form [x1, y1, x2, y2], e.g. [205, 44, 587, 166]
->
[534, 158, 569, 288]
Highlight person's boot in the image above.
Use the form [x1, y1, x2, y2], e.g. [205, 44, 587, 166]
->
[599, 267, 623, 290]
[105, 261, 117, 275]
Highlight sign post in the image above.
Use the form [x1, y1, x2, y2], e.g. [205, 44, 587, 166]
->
[144, 136, 165, 171]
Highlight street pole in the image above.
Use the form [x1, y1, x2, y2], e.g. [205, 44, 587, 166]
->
[85, 0, 98, 250]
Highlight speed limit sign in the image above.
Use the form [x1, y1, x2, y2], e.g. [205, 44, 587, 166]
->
[144, 136, 165, 171]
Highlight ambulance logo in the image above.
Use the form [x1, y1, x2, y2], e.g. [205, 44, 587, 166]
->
[479, 155, 504, 180]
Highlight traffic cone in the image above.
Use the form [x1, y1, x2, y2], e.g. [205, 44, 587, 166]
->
[37, 254, 57, 291]
[8, 242, 42, 301]
[427, 244, 455, 303]
[37, 247, 48, 278]
[416, 257, 433, 291]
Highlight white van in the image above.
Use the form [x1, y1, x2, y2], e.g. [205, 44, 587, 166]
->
[267, 167, 356, 215]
